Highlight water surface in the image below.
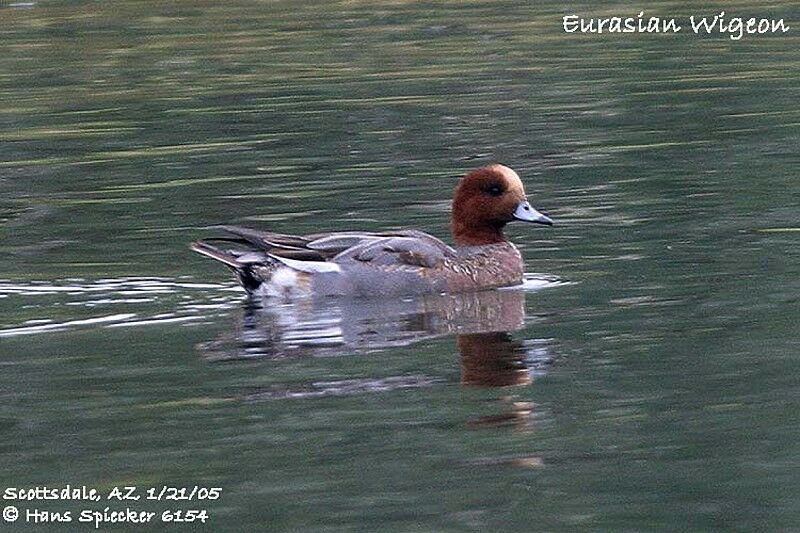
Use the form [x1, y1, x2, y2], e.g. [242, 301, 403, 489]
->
[1, 0, 799, 530]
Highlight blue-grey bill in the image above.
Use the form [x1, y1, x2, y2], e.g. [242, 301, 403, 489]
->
[513, 201, 553, 225]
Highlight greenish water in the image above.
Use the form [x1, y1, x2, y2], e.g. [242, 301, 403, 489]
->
[1, 1, 799, 530]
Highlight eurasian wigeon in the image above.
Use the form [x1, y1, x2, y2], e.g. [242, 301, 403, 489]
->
[191, 164, 552, 297]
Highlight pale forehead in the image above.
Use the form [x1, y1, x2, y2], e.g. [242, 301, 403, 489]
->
[487, 164, 525, 192]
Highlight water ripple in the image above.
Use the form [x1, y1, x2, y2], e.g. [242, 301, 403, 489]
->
[0, 313, 137, 338]
[0, 275, 563, 340]
[0, 277, 241, 338]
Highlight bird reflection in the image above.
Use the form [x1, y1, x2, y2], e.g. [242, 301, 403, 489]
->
[198, 288, 528, 360]
[198, 287, 556, 409]
[458, 331, 554, 431]
[459, 332, 530, 387]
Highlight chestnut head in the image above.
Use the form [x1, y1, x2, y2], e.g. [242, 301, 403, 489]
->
[451, 164, 552, 246]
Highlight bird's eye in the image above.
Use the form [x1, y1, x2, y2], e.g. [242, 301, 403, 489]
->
[486, 185, 503, 197]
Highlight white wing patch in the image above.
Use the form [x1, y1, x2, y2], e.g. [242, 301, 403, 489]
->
[269, 254, 342, 274]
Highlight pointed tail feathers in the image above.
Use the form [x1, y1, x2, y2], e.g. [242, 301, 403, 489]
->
[190, 241, 243, 269]
[190, 241, 265, 292]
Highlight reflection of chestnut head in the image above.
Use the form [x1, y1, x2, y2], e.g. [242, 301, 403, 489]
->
[458, 332, 531, 387]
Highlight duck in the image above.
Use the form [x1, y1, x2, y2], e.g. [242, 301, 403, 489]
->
[191, 164, 553, 298]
